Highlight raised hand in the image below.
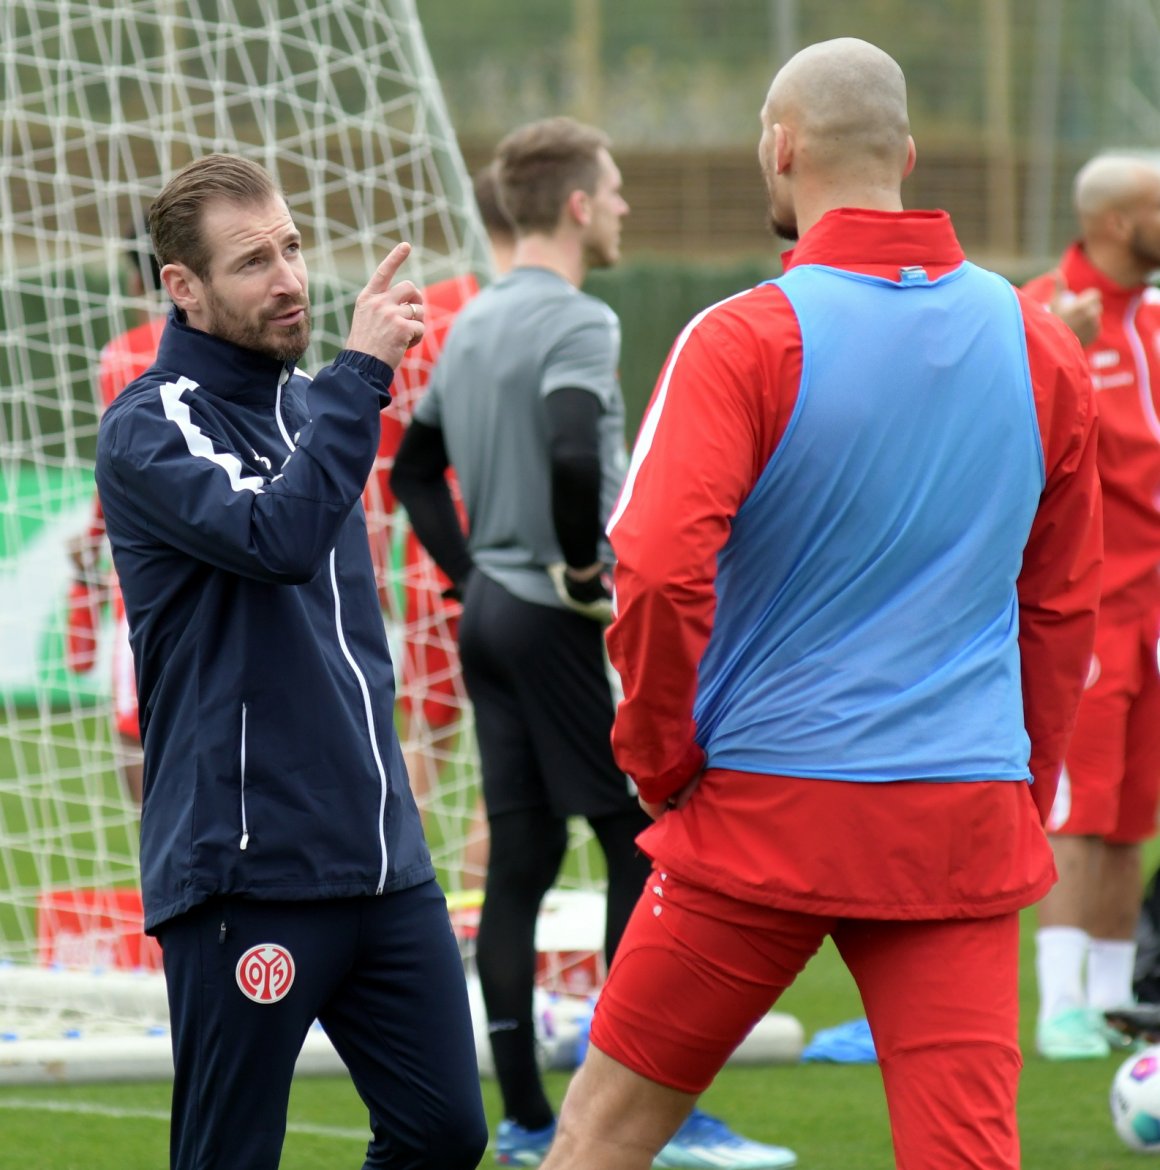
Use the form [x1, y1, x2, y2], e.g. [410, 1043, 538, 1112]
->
[1050, 271, 1101, 349]
[345, 242, 425, 371]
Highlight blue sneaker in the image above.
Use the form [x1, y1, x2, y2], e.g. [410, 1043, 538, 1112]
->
[494, 1118, 557, 1166]
[654, 1109, 797, 1169]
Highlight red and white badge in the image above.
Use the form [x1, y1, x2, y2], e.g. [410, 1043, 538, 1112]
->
[236, 943, 296, 1004]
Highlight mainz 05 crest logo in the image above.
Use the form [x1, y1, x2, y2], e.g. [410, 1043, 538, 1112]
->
[236, 943, 296, 1003]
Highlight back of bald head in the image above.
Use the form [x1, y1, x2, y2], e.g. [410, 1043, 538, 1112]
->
[766, 38, 910, 174]
[1074, 155, 1160, 222]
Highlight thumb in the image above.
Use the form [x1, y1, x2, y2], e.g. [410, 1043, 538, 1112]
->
[364, 242, 412, 295]
[1052, 269, 1066, 293]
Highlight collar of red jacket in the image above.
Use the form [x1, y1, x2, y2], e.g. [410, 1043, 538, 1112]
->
[1058, 240, 1147, 305]
[780, 207, 965, 274]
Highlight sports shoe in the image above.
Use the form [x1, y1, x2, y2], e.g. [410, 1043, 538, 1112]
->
[1101, 1006, 1148, 1053]
[1036, 1006, 1111, 1060]
[654, 1109, 797, 1169]
[494, 1118, 557, 1166]
[1105, 1003, 1160, 1046]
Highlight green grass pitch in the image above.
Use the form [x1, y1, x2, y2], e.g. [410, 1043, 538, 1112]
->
[1, 702, 1156, 1167]
[3, 908, 1157, 1167]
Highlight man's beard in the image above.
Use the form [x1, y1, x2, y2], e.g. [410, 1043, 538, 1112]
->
[769, 214, 799, 242]
[1129, 226, 1160, 274]
[763, 175, 798, 242]
[204, 291, 312, 364]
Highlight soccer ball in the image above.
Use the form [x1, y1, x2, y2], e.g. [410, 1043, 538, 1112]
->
[1111, 1046, 1160, 1151]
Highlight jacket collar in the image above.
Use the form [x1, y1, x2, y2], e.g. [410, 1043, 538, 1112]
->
[1058, 241, 1146, 308]
[154, 307, 296, 404]
[782, 208, 965, 273]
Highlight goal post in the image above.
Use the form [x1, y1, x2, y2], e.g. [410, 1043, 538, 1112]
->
[0, 0, 501, 1079]
[0, 0, 801, 1085]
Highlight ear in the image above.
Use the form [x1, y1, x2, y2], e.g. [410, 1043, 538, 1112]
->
[903, 135, 917, 180]
[160, 262, 201, 313]
[1114, 206, 1138, 243]
[565, 188, 591, 228]
[774, 123, 793, 175]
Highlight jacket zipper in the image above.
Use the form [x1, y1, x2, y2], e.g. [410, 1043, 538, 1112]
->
[328, 549, 390, 892]
[1123, 296, 1160, 443]
[239, 702, 249, 850]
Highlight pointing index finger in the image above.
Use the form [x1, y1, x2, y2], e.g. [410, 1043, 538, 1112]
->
[365, 242, 412, 295]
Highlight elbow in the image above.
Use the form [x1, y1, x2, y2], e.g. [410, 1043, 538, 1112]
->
[254, 552, 327, 586]
[255, 511, 350, 583]
[387, 466, 409, 509]
[615, 549, 705, 608]
[389, 462, 423, 512]
[270, 564, 318, 586]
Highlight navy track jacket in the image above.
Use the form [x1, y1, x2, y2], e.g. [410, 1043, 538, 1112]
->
[96, 310, 434, 932]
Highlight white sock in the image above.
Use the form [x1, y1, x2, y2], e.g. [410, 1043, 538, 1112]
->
[1087, 938, 1137, 1010]
[1037, 926, 1089, 1023]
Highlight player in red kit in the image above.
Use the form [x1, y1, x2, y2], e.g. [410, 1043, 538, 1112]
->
[1025, 154, 1160, 1060]
[538, 38, 1100, 1170]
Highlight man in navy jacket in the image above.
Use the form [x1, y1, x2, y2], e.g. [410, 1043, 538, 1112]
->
[95, 153, 486, 1170]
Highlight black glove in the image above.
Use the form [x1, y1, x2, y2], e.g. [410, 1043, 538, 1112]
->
[547, 562, 613, 624]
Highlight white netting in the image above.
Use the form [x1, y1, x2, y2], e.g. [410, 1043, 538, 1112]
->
[0, 0, 601, 1076]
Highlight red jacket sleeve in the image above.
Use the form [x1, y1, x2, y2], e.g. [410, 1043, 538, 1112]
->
[1015, 290, 1103, 821]
[606, 287, 800, 803]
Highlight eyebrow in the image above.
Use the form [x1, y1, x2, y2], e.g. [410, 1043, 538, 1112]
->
[222, 226, 301, 265]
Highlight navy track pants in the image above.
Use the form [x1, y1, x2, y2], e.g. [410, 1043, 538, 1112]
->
[158, 880, 487, 1170]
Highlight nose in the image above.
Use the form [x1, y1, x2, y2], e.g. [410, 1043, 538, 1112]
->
[271, 253, 306, 298]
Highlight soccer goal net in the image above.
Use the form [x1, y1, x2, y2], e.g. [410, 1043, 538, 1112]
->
[0, 0, 616, 1084]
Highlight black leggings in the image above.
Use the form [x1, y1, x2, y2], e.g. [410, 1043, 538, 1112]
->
[475, 802, 652, 1128]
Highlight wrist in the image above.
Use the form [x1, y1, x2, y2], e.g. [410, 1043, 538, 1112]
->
[564, 560, 604, 582]
[634, 741, 706, 805]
